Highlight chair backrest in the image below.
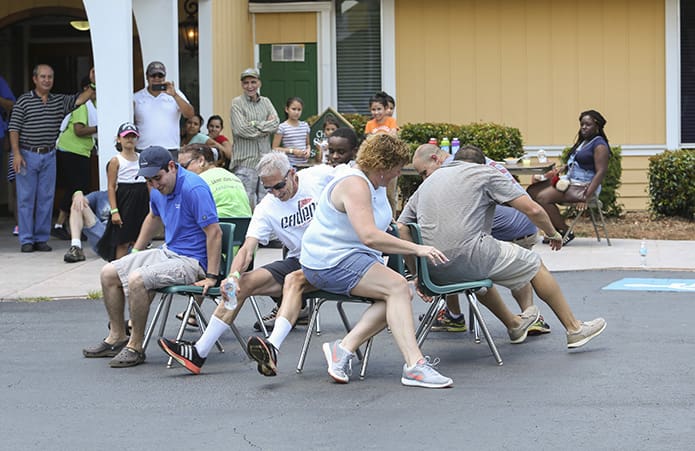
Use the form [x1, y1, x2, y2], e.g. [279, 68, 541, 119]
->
[385, 223, 405, 275]
[219, 217, 251, 247]
[218, 222, 236, 280]
[406, 222, 492, 295]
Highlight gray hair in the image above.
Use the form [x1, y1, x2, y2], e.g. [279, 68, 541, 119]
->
[413, 143, 445, 164]
[257, 151, 291, 178]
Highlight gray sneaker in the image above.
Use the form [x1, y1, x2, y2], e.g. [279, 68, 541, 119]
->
[508, 305, 540, 344]
[401, 356, 453, 388]
[567, 318, 607, 348]
[322, 340, 354, 384]
[64, 245, 85, 263]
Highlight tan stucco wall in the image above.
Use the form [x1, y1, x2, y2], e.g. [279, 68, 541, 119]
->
[395, 0, 665, 148]
[210, 0, 253, 120]
[255, 12, 317, 44]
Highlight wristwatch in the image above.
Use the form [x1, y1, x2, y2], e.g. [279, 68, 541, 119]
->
[205, 272, 219, 280]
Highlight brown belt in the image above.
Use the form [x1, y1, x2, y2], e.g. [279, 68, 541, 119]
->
[23, 146, 54, 154]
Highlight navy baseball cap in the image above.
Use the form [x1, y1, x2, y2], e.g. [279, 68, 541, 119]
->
[137, 146, 172, 178]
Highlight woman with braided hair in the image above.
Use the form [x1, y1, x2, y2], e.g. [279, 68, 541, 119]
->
[527, 109, 611, 245]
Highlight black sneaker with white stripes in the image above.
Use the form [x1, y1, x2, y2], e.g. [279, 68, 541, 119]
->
[158, 338, 206, 375]
[247, 336, 278, 377]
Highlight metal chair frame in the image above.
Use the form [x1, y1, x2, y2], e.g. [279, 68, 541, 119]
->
[407, 223, 503, 366]
[563, 196, 612, 246]
[296, 224, 406, 379]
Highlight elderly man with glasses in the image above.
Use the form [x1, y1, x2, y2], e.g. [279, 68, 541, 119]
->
[133, 61, 194, 159]
[82, 146, 221, 368]
[158, 151, 333, 375]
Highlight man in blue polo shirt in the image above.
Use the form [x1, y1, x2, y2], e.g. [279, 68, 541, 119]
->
[82, 146, 222, 368]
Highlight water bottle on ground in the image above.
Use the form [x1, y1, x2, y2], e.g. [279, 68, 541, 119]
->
[639, 240, 648, 268]
[222, 277, 238, 310]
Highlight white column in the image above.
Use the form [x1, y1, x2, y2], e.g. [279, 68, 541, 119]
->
[665, 0, 681, 150]
[381, 0, 396, 115]
[198, 0, 213, 121]
[83, 0, 134, 191]
[132, 0, 180, 86]
[316, 3, 333, 110]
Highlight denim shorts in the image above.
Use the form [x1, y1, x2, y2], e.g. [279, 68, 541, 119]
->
[302, 252, 380, 296]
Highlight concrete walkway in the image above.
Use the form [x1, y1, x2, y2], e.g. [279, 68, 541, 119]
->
[0, 218, 692, 300]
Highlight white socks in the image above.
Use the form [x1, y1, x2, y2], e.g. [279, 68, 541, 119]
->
[71, 239, 82, 248]
[195, 315, 229, 358]
[268, 316, 292, 350]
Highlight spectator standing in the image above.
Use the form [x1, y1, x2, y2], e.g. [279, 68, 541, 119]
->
[206, 115, 233, 167]
[0, 75, 17, 235]
[53, 76, 98, 240]
[272, 96, 311, 167]
[229, 68, 279, 209]
[82, 146, 221, 368]
[133, 61, 194, 159]
[8, 64, 95, 253]
[96, 122, 150, 261]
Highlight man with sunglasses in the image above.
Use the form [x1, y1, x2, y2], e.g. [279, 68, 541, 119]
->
[83, 146, 221, 368]
[158, 151, 332, 375]
[133, 61, 194, 159]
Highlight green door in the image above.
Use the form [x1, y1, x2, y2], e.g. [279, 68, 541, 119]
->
[259, 43, 318, 121]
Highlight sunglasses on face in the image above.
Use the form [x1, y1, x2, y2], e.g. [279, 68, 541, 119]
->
[149, 73, 165, 78]
[181, 157, 196, 169]
[263, 170, 291, 192]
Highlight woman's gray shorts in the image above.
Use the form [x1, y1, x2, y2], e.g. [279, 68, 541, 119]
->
[302, 252, 379, 297]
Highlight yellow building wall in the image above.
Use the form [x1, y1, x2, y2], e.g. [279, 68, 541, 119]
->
[255, 12, 317, 44]
[395, 0, 663, 211]
[210, 0, 253, 121]
[395, 0, 664, 147]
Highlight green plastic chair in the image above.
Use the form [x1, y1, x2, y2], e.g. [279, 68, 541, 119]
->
[407, 223, 502, 366]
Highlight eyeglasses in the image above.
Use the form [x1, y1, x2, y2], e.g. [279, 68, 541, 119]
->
[263, 170, 291, 192]
[148, 73, 165, 78]
[181, 158, 196, 169]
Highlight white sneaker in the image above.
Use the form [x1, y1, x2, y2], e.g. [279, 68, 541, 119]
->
[567, 318, 607, 348]
[401, 357, 453, 388]
[322, 340, 354, 384]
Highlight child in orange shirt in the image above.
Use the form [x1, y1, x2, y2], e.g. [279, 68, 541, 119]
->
[365, 92, 398, 136]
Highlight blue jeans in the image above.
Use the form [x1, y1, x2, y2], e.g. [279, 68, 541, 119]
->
[16, 149, 56, 245]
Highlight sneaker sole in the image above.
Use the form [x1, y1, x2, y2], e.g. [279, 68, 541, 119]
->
[247, 337, 277, 377]
[400, 377, 453, 389]
[567, 321, 607, 349]
[322, 342, 349, 384]
[158, 339, 201, 375]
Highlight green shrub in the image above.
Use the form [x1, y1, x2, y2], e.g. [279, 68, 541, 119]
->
[399, 122, 524, 161]
[560, 145, 623, 217]
[648, 149, 695, 219]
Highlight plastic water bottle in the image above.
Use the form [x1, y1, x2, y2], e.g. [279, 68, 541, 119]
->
[639, 240, 648, 268]
[537, 149, 547, 163]
[440, 137, 450, 153]
[222, 277, 238, 310]
[451, 138, 460, 155]
[428, 137, 438, 146]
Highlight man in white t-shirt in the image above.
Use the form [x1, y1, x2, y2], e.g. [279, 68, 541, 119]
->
[133, 61, 194, 158]
[157, 151, 332, 375]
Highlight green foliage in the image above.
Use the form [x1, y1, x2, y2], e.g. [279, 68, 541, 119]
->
[399, 122, 524, 161]
[648, 149, 695, 219]
[560, 145, 623, 217]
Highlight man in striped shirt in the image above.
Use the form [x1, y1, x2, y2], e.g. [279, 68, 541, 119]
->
[230, 68, 279, 209]
[9, 64, 95, 253]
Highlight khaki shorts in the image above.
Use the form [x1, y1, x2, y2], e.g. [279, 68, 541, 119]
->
[488, 241, 541, 291]
[111, 246, 205, 297]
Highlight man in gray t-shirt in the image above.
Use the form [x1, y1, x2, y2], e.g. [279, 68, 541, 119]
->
[398, 160, 606, 349]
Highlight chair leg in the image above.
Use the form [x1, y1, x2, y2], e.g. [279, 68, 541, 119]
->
[248, 296, 269, 338]
[416, 297, 445, 347]
[466, 291, 503, 365]
[468, 298, 481, 344]
[296, 299, 325, 373]
[588, 205, 601, 242]
[143, 293, 171, 352]
[192, 299, 224, 354]
[564, 208, 583, 240]
[359, 337, 374, 380]
[595, 203, 612, 246]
